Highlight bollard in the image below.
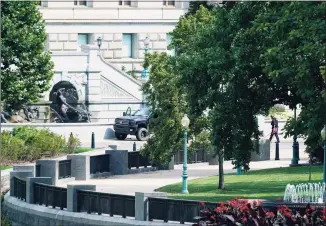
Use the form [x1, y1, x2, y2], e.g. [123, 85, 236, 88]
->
[237, 167, 242, 175]
[91, 132, 95, 149]
[275, 142, 280, 160]
[133, 142, 136, 152]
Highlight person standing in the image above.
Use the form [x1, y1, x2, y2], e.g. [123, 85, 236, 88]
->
[269, 115, 280, 143]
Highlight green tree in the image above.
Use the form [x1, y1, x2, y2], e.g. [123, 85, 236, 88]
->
[252, 2, 326, 162]
[141, 52, 186, 165]
[1, 1, 54, 110]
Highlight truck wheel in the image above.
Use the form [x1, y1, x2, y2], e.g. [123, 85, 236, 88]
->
[115, 132, 127, 140]
[136, 128, 148, 141]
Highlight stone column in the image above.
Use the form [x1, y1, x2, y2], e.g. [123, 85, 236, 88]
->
[135, 192, 168, 221]
[13, 164, 36, 177]
[35, 160, 58, 185]
[105, 150, 128, 175]
[9, 171, 33, 196]
[67, 184, 96, 212]
[26, 177, 52, 204]
[108, 145, 118, 150]
[67, 155, 90, 180]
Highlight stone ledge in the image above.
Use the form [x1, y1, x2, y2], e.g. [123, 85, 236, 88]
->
[3, 192, 179, 226]
[128, 167, 157, 174]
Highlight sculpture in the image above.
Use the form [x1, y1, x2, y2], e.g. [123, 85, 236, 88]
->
[22, 105, 40, 122]
[50, 88, 91, 123]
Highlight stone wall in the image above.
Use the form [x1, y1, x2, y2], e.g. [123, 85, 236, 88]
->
[3, 193, 177, 226]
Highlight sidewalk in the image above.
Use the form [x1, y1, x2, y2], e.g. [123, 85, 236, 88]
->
[61, 159, 308, 195]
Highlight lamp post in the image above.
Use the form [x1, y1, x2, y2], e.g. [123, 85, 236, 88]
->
[321, 126, 326, 183]
[141, 37, 151, 79]
[97, 36, 102, 51]
[291, 104, 300, 165]
[289, 90, 299, 166]
[181, 114, 190, 194]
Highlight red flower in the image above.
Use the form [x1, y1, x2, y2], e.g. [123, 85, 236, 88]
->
[215, 207, 223, 213]
[257, 200, 262, 206]
[243, 217, 247, 223]
[199, 201, 205, 206]
[266, 211, 275, 217]
[210, 216, 215, 221]
[311, 206, 316, 211]
[322, 208, 326, 214]
[253, 201, 257, 206]
[323, 215, 326, 221]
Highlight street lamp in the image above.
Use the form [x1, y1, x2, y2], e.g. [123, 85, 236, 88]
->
[97, 36, 102, 50]
[141, 37, 151, 79]
[181, 114, 190, 194]
[321, 125, 326, 183]
[289, 91, 299, 166]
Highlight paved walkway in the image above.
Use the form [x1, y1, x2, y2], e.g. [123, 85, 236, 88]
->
[60, 159, 308, 195]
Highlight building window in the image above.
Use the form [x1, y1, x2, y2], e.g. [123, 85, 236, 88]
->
[166, 34, 175, 56]
[78, 34, 90, 46]
[122, 34, 135, 58]
[74, 0, 87, 6]
[119, 1, 131, 6]
[163, 1, 175, 6]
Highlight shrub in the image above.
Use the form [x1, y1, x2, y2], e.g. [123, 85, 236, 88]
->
[12, 126, 38, 143]
[64, 132, 81, 154]
[194, 199, 326, 226]
[11, 126, 66, 161]
[1, 131, 25, 164]
[29, 128, 66, 159]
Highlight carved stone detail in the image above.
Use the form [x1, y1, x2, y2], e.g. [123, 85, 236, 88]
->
[100, 77, 133, 99]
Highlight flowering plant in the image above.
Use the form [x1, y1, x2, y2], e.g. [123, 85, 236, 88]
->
[193, 198, 326, 226]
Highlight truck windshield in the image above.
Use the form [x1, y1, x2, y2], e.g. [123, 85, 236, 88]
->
[132, 108, 149, 116]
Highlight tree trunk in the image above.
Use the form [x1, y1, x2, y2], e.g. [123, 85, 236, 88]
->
[218, 150, 224, 189]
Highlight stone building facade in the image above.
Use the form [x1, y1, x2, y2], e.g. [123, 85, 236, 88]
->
[34, 1, 221, 123]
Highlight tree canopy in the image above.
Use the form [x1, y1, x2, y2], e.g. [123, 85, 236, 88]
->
[142, 1, 326, 174]
[1, 1, 54, 110]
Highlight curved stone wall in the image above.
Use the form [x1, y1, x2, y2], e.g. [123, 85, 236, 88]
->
[3, 193, 178, 226]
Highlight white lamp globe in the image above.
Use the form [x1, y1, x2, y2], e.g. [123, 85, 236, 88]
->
[143, 37, 150, 46]
[321, 125, 326, 140]
[181, 114, 190, 127]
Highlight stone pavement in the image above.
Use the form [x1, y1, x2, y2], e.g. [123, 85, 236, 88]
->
[60, 159, 309, 196]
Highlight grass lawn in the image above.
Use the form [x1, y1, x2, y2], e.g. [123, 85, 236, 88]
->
[61, 147, 93, 154]
[0, 165, 12, 170]
[73, 147, 93, 154]
[157, 165, 323, 202]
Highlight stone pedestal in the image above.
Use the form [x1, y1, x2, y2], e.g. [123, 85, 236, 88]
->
[105, 150, 128, 175]
[35, 160, 58, 185]
[67, 184, 96, 212]
[67, 155, 90, 180]
[9, 171, 33, 197]
[135, 192, 167, 221]
[251, 139, 271, 161]
[26, 177, 52, 203]
[13, 164, 36, 177]
[208, 153, 219, 165]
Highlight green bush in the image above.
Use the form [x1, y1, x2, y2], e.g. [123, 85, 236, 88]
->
[2, 126, 80, 162]
[12, 126, 38, 143]
[9, 126, 66, 161]
[28, 128, 66, 159]
[1, 131, 25, 164]
[64, 133, 81, 154]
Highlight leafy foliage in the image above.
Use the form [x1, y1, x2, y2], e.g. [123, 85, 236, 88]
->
[1, 1, 54, 110]
[1, 126, 79, 163]
[141, 52, 186, 165]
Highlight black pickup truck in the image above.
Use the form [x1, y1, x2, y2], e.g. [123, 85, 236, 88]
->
[113, 107, 150, 141]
